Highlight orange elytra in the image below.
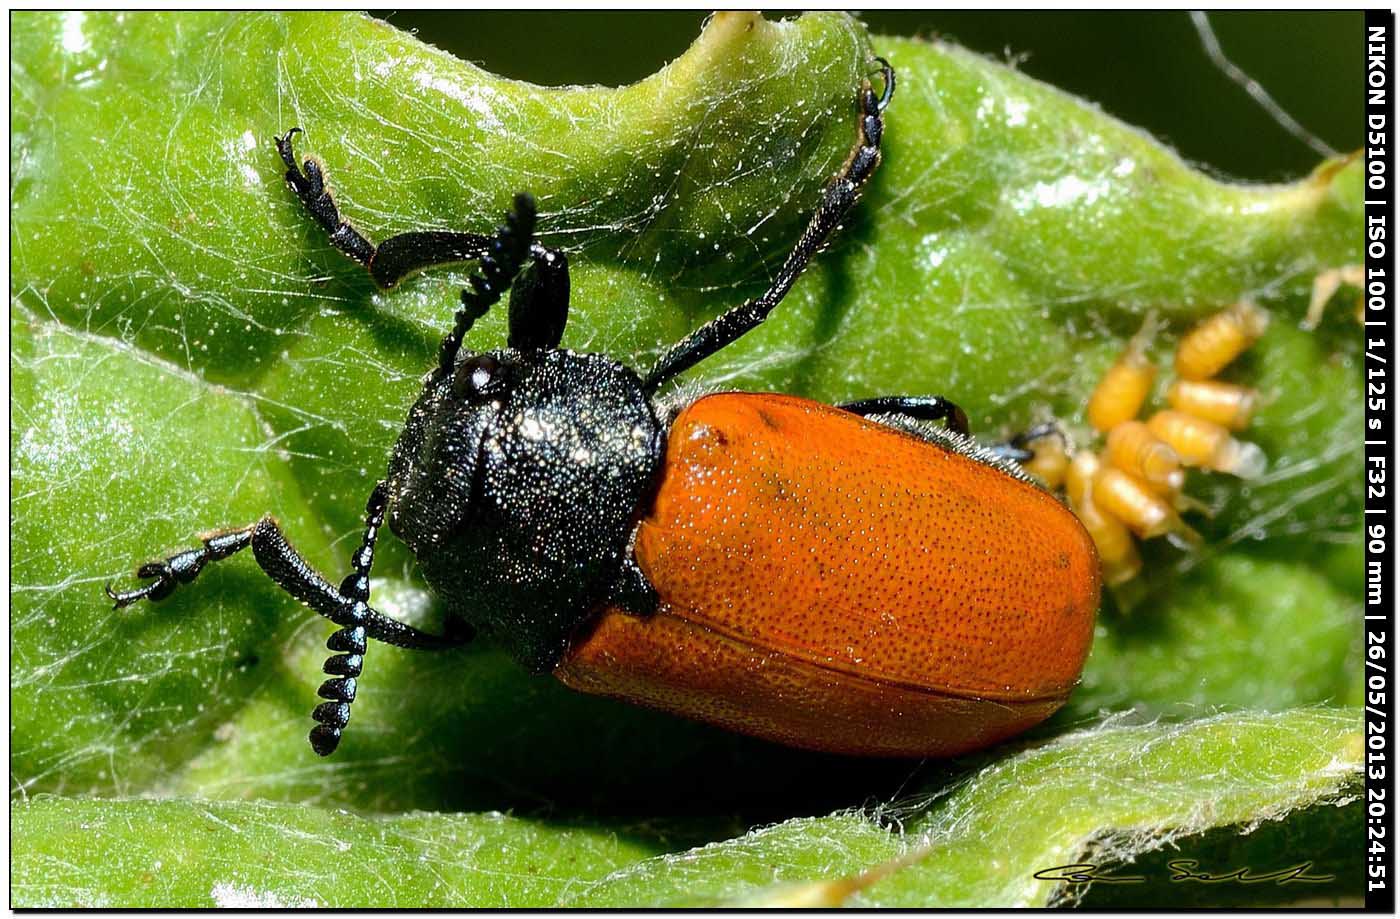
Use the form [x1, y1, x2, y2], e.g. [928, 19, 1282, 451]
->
[556, 395, 1100, 756]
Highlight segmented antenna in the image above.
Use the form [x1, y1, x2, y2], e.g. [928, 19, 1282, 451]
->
[308, 483, 387, 756]
[437, 193, 538, 374]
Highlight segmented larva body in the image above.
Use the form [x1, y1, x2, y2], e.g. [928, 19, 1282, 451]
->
[1065, 452, 1141, 587]
[1166, 380, 1258, 431]
[1034, 301, 1270, 589]
[1147, 410, 1266, 479]
[1105, 421, 1184, 495]
[1087, 320, 1158, 432]
[1092, 466, 1200, 544]
[1174, 300, 1270, 381]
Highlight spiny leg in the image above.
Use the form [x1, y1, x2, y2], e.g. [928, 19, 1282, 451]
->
[642, 59, 895, 392]
[841, 395, 970, 437]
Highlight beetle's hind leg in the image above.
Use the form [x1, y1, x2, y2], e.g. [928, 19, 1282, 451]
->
[107, 483, 470, 756]
[838, 398, 1067, 467]
[840, 395, 970, 436]
[988, 421, 1067, 463]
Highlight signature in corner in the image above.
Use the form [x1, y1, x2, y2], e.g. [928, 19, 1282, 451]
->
[1034, 860, 1335, 886]
[1033, 864, 1146, 884]
[1165, 859, 1335, 885]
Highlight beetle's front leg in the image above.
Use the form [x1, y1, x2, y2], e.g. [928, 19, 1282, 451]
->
[276, 128, 495, 289]
[276, 128, 378, 268]
[107, 512, 470, 651]
[105, 527, 254, 607]
[642, 59, 894, 391]
[108, 486, 471, 756]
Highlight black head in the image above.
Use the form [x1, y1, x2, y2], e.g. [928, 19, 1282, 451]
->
[386, 347, 664, 672]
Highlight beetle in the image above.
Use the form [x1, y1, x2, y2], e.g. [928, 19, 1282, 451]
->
[107, 61, 1099, 759]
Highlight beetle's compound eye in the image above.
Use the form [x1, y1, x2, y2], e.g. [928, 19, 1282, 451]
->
[453, 353, 503, 402]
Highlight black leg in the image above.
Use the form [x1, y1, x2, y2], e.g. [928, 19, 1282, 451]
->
[405, 207, 570, 369]
[987, 421, 1066, 463]
[276, 130, 574, 373]
[841, 401, 1063, 468]
[844, 401, 1066, 480]
[106, 529, 253, 607]
[276, 128, 494, 288]
[108, 514, 460, 647]
[107, 485, 470, 756]
[986, 443, 1033, 463]
[841, 395, 970, 437]
[508, 247, 570, 352]
[371, 231, 495, 290]
[642, 59, 895, 392]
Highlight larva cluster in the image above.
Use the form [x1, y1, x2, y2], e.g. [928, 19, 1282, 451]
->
[1021, 301, 1271, 587]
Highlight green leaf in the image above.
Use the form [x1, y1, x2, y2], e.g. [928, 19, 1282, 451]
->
[12, 10, 1363, 907]
[568, 709, 1361, 908]
[12, 709, 1361, 907]
[11, 797, 673, 908]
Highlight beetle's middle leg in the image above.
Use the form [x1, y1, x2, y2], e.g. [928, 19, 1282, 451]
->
[107, 483, 470, 755]
[642, 59, 894, 392]
[843, 399, 1067, 473]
